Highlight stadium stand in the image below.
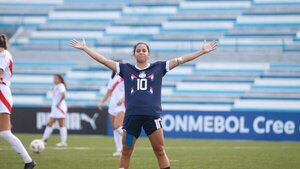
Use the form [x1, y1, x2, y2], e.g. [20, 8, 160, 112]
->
[11, 61, 300, 112]
[0, 0, 299, 112]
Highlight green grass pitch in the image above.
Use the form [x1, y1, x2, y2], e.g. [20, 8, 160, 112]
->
[0, 134, 299, 169]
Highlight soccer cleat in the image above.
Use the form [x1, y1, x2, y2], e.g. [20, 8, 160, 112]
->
[56, 142, 68, 147]
[24, 161, 36, 169]
[112, 151, 122, 157]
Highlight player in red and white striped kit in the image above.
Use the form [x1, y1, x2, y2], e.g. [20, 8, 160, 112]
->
[41, 74, 68, 147]
[0, 34, 36, 169]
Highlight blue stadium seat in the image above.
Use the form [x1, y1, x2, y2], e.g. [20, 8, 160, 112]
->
[1, 0, 299, 111]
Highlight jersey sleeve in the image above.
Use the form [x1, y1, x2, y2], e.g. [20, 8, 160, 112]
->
[159, 61, 168, 76]
[58, 84, 66, 93]
[166, 60, 170, 72]
[116, 62, 120, 75]
[117, 63, 124, 78]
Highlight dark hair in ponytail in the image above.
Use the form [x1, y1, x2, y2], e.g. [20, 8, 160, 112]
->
[111, 71, 116, 79]
[55, 74, 67, 89]
[0, 34, 8, 50]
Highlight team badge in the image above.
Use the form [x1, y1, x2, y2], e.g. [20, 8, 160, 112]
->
[138, 71, 146, 78]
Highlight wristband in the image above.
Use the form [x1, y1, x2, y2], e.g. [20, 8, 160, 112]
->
[176, 57, 183, 65]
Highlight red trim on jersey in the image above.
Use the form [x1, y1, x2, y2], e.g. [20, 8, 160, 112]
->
[9, 59, 13, 76]
[57, 106, 66, 115]
[131, 74, 137, 80]
[0, 90, 12, 113]
[0, 78, 6, 85]
[110, 78, 124, 93]
[147, 73, 154, 79]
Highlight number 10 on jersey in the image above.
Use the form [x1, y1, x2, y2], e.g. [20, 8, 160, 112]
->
[137, 78, 147, 91]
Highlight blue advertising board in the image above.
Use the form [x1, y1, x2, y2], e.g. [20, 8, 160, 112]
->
[107, 111, 300, 141]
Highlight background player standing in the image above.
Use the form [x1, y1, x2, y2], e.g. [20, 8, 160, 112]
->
[41, 74, 68, 147]
[98, 64, 125, 157]
[71, 39, 217, 169]
[0, 34, 36, 169]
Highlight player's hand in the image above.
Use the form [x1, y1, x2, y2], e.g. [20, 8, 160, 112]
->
[98, 103, 104, 110]
[71, 38, 86, 50]
[56, 104, 60, 108]
[117, 100, 122, 106]
[117, 98, 124, 106]
[202, 40, 217, 53]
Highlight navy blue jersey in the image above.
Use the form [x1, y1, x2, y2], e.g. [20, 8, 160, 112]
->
[117, 61, 169, 117]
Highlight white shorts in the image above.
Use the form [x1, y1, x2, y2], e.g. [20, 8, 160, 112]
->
[50, 106, 67, 119]
[108, 105, 125, 116]
[0, 85, 13, 114]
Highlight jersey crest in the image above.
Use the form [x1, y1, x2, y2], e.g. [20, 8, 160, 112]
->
[138, 71, 146, 78]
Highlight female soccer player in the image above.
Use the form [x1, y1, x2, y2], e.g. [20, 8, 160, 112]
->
[98, 65, 125, 156]
[41, 74, 68, 147]
[71, 39, 217, 169]
[0, 34, 36, 169]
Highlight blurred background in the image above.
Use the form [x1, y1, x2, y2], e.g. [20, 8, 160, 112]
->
[1, 0, 300, 141]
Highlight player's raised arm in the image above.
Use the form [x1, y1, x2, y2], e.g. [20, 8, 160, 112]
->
[168, 40, 217, 70]
[71, 38, 117, 72]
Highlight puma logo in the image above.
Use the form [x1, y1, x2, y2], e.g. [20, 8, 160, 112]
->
[80, 113, 99, 130]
